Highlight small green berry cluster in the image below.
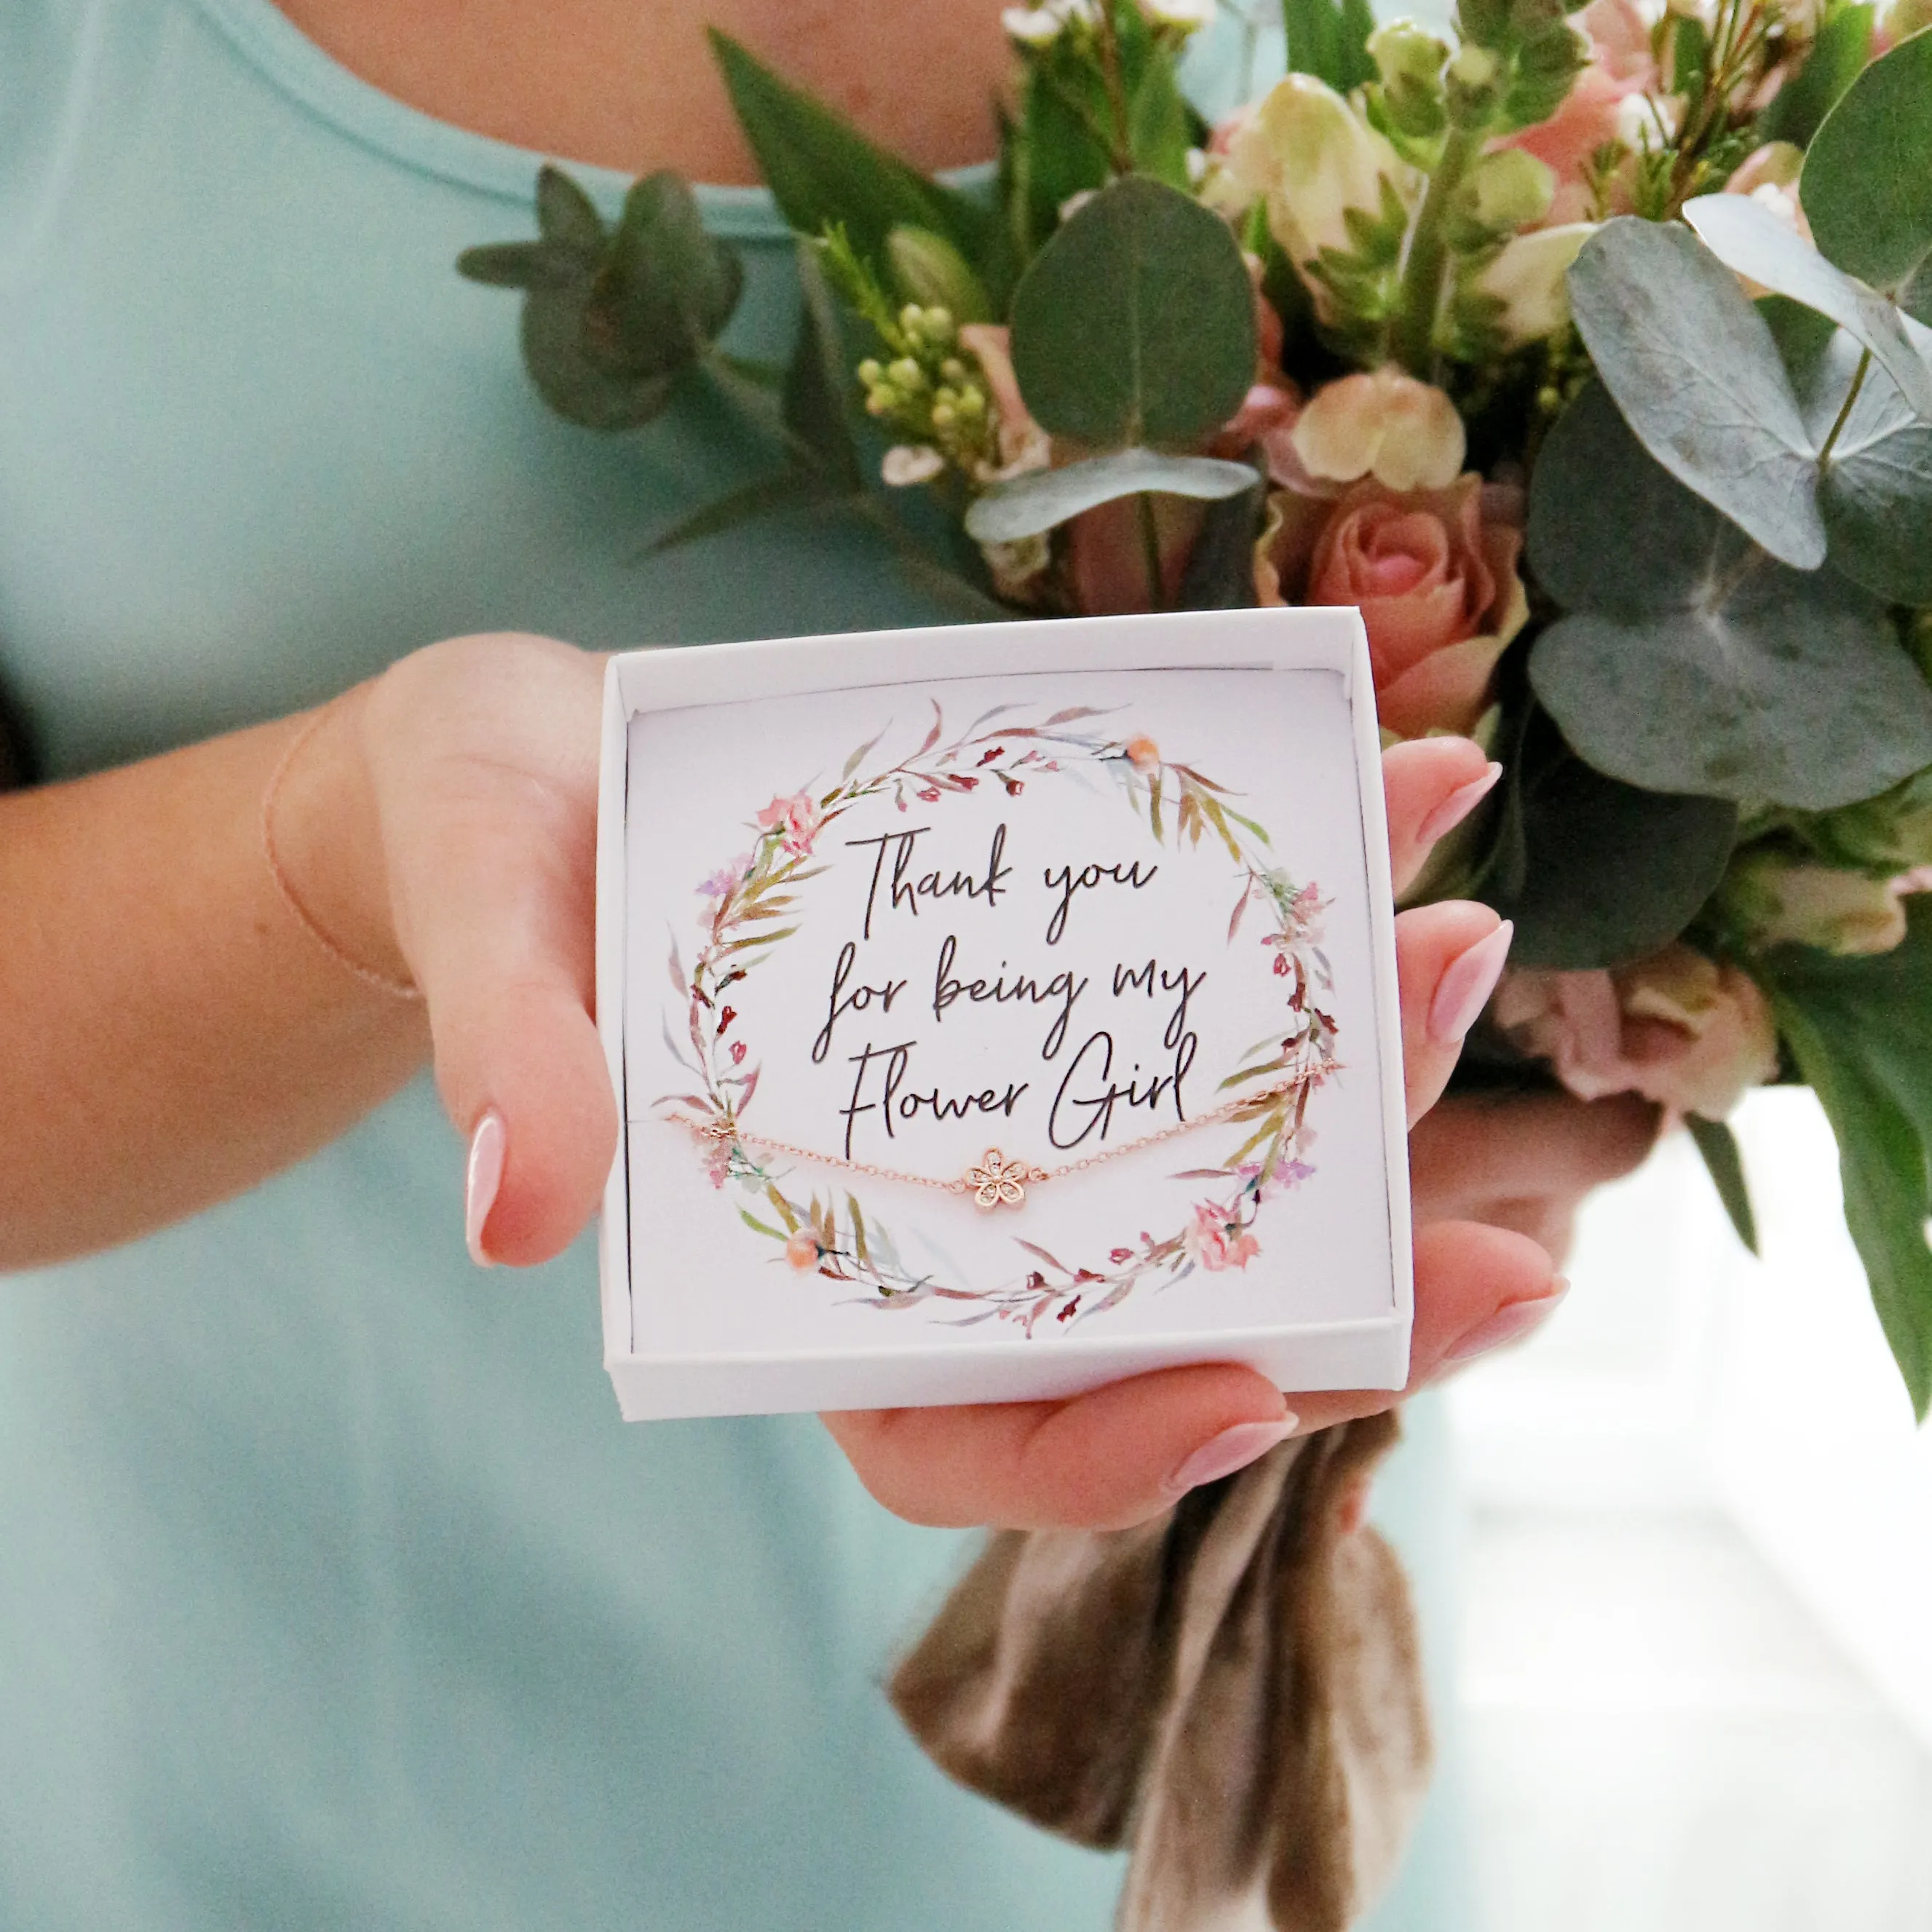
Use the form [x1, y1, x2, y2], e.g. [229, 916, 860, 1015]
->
[858, 306, 999, 476]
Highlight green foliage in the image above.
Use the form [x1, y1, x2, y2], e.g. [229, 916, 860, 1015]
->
[1765, 900, 1932, 1416]
[1567, 219, 1826, 569]
[1686, 1115, 1760, 1256]
[1481, 708, 1738, 968]
[708, 31, 989, 271]
[1176, 473, 1267, 609]
[1007, 177, 1256, 448]
[1670, 15, 1711, 99]
[885, 226, 992, 323]
[1001, 2, 1197, 263]
[458, 166, 742, 431]
[1684, 194, 1932, 421]
[963, 448, 1257, 543]
[1365, 20, 1452, 165]
[1452, 0, 1591, 133]
[1775, 313, 1932, 606]
[589, 173, 744, 376]
[1759, 2, 1874, 148]
[1307, 175, 1414, 360]
[1803, 27, 1932, 320]
[1282, 0, 1378, 92]
[783, 248, 866, 492]
[1527, 382, 1932, 809]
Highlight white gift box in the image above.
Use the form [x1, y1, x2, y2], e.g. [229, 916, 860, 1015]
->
[595, 609, 1410, 1420]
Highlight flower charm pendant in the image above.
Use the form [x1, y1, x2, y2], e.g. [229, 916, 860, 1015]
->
[966, 1149, 1039, 1211]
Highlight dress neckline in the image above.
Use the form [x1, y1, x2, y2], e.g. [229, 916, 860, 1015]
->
[183, 0, 805, 239]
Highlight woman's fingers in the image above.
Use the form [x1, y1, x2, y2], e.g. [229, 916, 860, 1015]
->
[364, 636, 616, 1266]
[1278, 1219, 1561, 1433]
[1410, 1088, 1660, 1261]
[823, 1216, 1558, 1531]
[1411, 1089, 1660, 1214]
[823, 1361, 1293, 1531]
[1382, 737, 1500, 898]
[1395, 900, 1514, 1127]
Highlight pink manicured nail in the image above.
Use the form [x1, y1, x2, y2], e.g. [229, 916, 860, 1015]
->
[1444, 1278, 1569, 1363]
[1415, 761, 1503, 850]
[1164, 1414, 1299, 1498]
[465, 1109, 506, 1267]
[1428, 919, 1513, 1045]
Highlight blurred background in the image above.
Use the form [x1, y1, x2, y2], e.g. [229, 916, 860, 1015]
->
[1449, 1090, 1932, 1931]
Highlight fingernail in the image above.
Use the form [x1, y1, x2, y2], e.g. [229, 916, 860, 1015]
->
[1164, 1414, 1299, 1498]
[1415, 761, 1503, 850]
[1428, 918, 1513, 1045]
[1445, 1277, 1568, 1363]
[465, 1109, 506, 1267]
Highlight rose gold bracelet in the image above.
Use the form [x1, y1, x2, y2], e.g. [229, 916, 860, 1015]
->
[678, 1076, 1307, 1212]
[260, 704, 423, 1002]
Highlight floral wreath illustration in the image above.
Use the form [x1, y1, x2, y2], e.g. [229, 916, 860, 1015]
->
[657, 700, 1339, 1335]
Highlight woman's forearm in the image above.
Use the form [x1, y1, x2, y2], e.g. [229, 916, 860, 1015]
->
[0, 695, 429, 1267]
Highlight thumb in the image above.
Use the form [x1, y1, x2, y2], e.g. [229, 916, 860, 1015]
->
[365, 638, 617, 1267]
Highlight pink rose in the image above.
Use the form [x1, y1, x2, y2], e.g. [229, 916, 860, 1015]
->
[1257, 474, 1527, 738]
[1492, 943, 1780, 1121]
[1184, 1203, 1262, 1272]
[756, 789, 824, 858]
[1501, 0, 1658, 226]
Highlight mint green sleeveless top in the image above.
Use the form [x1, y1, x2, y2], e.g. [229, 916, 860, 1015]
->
[0, 5, 1468, 1925]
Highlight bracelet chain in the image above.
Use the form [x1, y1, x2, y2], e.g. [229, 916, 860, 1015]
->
[676, 1074, 1307, 1213]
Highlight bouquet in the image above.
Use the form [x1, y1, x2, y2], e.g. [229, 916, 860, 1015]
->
[462, 0, 1932, 1411]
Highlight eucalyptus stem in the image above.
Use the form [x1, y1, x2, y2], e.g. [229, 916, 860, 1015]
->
[1389, 125, 1482, 376]
[1817, 346, 1872, 470]
[1136, 492, 1168, 611]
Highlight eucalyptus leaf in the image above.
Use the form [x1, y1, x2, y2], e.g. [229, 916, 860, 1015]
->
[535, 165, 607, 257]
[1528, 382, 1932, 807]
[1685, 1115, 1760, 1256]
[1528, 379, 1733, 612]
[1481, 716, 1738, 969]
[1798, 325, 1932, 604]
[455, 242, 553, 290]
[1774, 309, 1932, 603]
[1766, 900, 1932, 1416]
[588, 172, 743, 379]
[1567, 218, 1827, 568]
[709, 31, 988, 267]
[964, 449, 1258, 543]
[1532, 582, 1932, 809]
[1758, 1, 1874, 149]
[1804, 27, 1932, 320]
[518, 286, 679, 430]
[1008, 178, 1256, 448]
[1684, 193, 1932, 421]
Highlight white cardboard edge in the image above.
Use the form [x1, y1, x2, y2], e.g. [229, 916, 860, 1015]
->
[596, 609, 1412, 1420]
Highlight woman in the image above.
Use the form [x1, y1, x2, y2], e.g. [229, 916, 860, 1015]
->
[0, 2, 1655, 1925]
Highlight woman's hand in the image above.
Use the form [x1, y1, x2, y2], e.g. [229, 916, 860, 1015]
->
[3, 630, 1652, 1517]
[339, 657, 1648, 1533]
[821, 737, 1625, 1532]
